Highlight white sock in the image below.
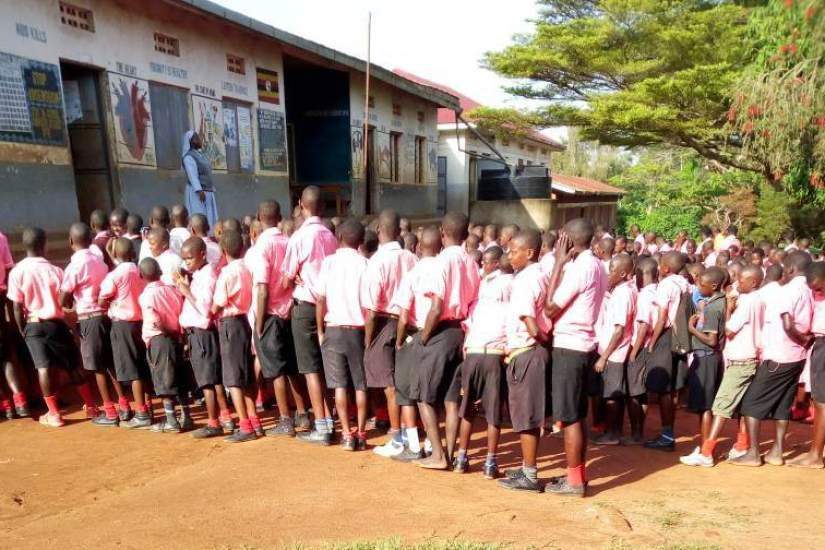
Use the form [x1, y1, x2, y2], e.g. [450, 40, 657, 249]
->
[406, 427, 421, 452]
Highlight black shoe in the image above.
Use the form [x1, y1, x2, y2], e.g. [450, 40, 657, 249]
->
[15, 406, 30, 418]
[92, 414, 119, 427]
[497, 469, 540, 492]
[483, 463, 500, 480]
[294, 412, 312, 431]
[341, 436, 356, 451]
[375, 419, 391, 432]
[453, 455, 469, 474]
[356, 436, 367, 451]
[644, 434, 676, 452]
[118, 408, 132, 422]
[296, 429, 332, 446]
[179, 415, 195, 432]
[192, 425, 224, 439]
[391, 448, 424, 462]
[266, 417, 296, 437]
[225, 429, 257, 443]
[545, 477, 586, 498]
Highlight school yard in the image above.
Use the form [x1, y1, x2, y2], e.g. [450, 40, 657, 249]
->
[1, 406, 824, 550]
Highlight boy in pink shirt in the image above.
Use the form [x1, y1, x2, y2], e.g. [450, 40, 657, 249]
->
[212, 229, 258, 443]
[733, 251, 813, 467]
[139, 205, 171, 262]
[145, 228, 183, 285]
[189, 214, 223, 270]
[99, 238, 150, 428]
[138, 258, 189, 433]
[626, 257, 659, 445]
[90, 209, 114, 270]
[7, 228, 98, 427]
[316, 220, 369, 450]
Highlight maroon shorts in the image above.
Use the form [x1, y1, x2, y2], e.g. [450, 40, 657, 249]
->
[459, 353, 504, 426]
[364, 316, 397, 388]
[506, 346, 550, 432]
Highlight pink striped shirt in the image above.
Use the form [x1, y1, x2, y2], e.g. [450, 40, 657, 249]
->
[179, 264, 217, 330]
[422, 245, 481, 322]
[7, 257, 65, 320]
[250, 227, 293, 319]
[761, 276, 813, 363]
[60, 249, 108, 316]
[99, 262, 145, 322]
[214, 259, 252, 319]
[139, 281, 183, 344]
[281, 216, 337, 304]
[596, 280, 638, 362]
[362, 241, 418, 316]
[464, 270, 512, 351]
[317, 248, 368, 327]
[551, 250, 606, 352]
[506, 262, 551, 350]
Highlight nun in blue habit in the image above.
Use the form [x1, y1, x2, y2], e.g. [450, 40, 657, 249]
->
[182, 129, 219, 232]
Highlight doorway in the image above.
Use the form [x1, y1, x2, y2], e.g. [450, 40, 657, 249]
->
[60, 61, 115, 222]
[366, 126, 377, 214]
[437, 155, 447, 215]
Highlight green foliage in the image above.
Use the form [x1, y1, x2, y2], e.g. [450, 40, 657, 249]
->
[747, 183, 792, 243]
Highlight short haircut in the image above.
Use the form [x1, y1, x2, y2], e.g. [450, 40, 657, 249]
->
[148, 227, 170, 245]
[139, 257, 162, 281]
[598, 237, 615, 255]
[765, 263, 783, 282]
[543, 230, 558, 251]
[784, 250, 813, 273]
[483, 245, 504, 261]
[171, 204, 188, 219]
[403, 232, 418, 251]
[563, 218, 594, 247]
[69, 222, 93, 247]
[220, 229, 244, 258]
[110, 207, 129, 225]
[182, 236, 206, 255]
[258, 200, 282, 225]
[190, 213, 209, 235]
[126, 214, 143, 234]
[420, 226, 442, 253]
[741, 265, 764, 285]
[637, 257, 658, 276]
[301, 185, 322, 215]
[223, 218, 242, 233]
[151, 205, 170, 226]
[512, 229, 541, 257]
[702, 266, 728, 289]
[89, 209, 108, 229]
[113, 237, 135, 260]
[441, 212, 469, 241]
[752, 247, 765, 258]
[338, 219, 365, 248]
[663, 250, 687, 272]
[806, 261, 825, 284]
[378, 208, 401, 238]
[727, 226, 738, 236]
[610, 252, 634, 274]
[22, 226, 46, 252]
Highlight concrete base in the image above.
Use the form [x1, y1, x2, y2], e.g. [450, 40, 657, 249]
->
[470, 199, 553, 231]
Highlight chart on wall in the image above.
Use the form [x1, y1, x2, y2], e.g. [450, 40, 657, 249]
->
[375, 131, 391, 181]
[109, 74, 155, 166]
[0, 51, 66, 145]
[192, 94, 226, 170]
[236, 105, 254, 172]
[257, 108, 287, 172]
[351, 126, 365, 180]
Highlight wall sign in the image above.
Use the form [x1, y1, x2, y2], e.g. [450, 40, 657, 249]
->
[257, 108, 286, 171]
[256, 68, 279, 105]
[0, 51, 65, 145]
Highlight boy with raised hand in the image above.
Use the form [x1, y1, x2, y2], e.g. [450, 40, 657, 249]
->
[592, 253, 637, 446]
[176, 237, 234, 438]
[8, 227, 99, 427]
[316, 219, 370, 450]
[169, 205, 191, 256]
[145, 228, 183, 285]
[364, 209, 418, 457]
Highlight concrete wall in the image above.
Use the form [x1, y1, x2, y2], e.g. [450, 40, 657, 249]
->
[470, 199, 554, 231]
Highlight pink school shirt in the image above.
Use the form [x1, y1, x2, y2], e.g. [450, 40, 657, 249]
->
[0, 231, 14, 291]
[720, 235, 741, 252]
[281, 216, 337, 304]
[179, 263, 217, 330]
[633, 283, 658, 348]
[391, 256, 439, 330]
[761, 276, 813, 363]
[251, 227, 293, 319]
[7, 257, 65, 320]
[213, 258, 252, 319]
[655, 273, 689, 329]
[60, 248, 108, 316]
[506, 262, 552, 350]
[464, 270, 512, 351]
[539, 252, 556, 275]
[153, 249, 183, 285]
[422, 245, 481, 322]
[317, 247, 368, 327]
[99, 262, 145, 322]
[596, 280, 638, 363]
[204, 238, 223, 270]
[704, 252, 718, 268]
[139, 281, 183, 345]
[551, 250, 606, 352]
[362, 241, 418, 316]
[812, 293, 825, 337]
[724, 291, 764, 362]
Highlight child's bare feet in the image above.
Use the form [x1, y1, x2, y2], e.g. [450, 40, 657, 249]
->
[764, 446, 785, 466]
[414, 454, 448, 470]
[786, 452, 825, 469]
[728, 449, 763, 467]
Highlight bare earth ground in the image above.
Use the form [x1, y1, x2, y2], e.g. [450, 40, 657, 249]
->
[1, 404, 824, 550]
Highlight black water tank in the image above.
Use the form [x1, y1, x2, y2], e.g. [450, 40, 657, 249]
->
[476, 162, 550, 200]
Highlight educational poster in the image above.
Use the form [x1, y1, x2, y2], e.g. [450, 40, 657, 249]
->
[192, 94, 226, 170]
[257, 108, 287, 172]
[375, 130, 391, 181]
[237, 105, 254, 172]
[351, 126, 364, 179]
[109, 74, 155, 166]
[256, 68, 280, 105]
[0, 51, 66, 145]
[63, 80, 82, 124]
[223, 106, 237, 148]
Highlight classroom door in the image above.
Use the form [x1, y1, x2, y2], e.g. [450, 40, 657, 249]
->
[437, 156, 447, 215]
[61, 62, 115, 222]
[366, 127, 377, 214]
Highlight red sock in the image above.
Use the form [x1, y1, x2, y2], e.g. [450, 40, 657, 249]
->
[118, 396, 132, 411]
[239, 418, 253, 433]
[77, 382, 97, 409]
[734, 431, 750, 451]
[220, 409, 232, 420]
[135, 403, 148, 413]
[567, 464, 585, 487]
[701, 439, 718, 458]
[207, 418, 220, 428]
[13, 392, 27, 408]
[44, 394, 60, 415]
[1, 399, 11, 412]
[249, 416, 262, 431]
[357, 431, 367, 440]
[103, 401, 118, 419]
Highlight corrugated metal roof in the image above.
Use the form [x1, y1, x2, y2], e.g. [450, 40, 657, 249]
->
[551, 173, 625, 195]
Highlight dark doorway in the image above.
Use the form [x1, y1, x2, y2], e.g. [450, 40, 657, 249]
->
[60, 61, 115, 222]
[366, 126, 376, 214]
[437, 155, 447, 215]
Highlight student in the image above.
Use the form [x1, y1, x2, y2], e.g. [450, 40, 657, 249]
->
[175, 237, 235, 438]
[212, 229, 258, 442]
[138, 258, 190, 432]
[543, 219, 606, 497]
[139, 205, 171, 261]
[281, 186, 338, 444]
[454, 245, 512, 476]
[60, 222, 127, 426]
[592, 254, 637, 446]
[189, 213, 222, 270]
[615, 236, 628, 256]
[539, 231, 558, 274]
[481, 224, 499, 252]
[402, 232, 418, 255]
[414, 212, 481, 469]
[315, 219, 370, 450]
[731, 251, 813, 466]
[595, 238, 615, 273]
[498, 224, 520, 253]
[364, 209, 418, 457]
[169, 205, 192, 256]
[99, 238, 150, 428]
[124, 214, 144, 257]
[145, 228, 183, 285]
[360, 229, 379, 260]
[645, 251, 689, 451]
[399, 217, 411, 236]
[89, 209, 113, 265]
[0, 228, 28, 419]
[679, 267, 727, 465]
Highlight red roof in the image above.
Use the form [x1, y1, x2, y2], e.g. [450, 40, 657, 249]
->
[393, 68, 564, 150]
[551, 174, 625, 195]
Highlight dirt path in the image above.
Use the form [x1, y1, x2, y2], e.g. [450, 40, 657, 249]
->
[1, 406, 823, 549]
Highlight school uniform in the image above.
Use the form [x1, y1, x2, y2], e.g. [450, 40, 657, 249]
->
[100, 262, 147, 382]
[153, 249, 184, 286]
[203, 237, 223, 270]
[91, 230, 114, 269]
[362, 241, 417, 388]
[7, 257, 80, 371]
[594, 280, 638, 399]
[61, 248, 113, 373]
[214, 258, 253, 389]
[646, 273, 690, 393]
[139, 281, 184, 397]
[550, 250, 606, 424]
[281, 216, 337, 375]
[169, 227, 191, 256]
[180, 263, 221, 388]
[505, 263, 551, 431]
[686, 293, 725, 413]
[0, 231, 13, 366]
[627, 283, 657, 397]
[317, 248, 369, 391]
[809, 293, 825, 404]
[740, 276, 813, 420]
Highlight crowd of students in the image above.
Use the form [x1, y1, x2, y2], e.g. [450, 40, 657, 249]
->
[0, 185, 824, 499]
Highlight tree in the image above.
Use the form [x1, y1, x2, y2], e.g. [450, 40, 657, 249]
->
[748, 183, 792, 242]
[475, 1, 759, 172]
[552, 128, 631, 181]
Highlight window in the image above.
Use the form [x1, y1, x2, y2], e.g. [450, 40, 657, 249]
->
[392, 102, 402, 117]
[60, 2, 94, 32]
[390, 132, 401, 183]
[148, 82, 191, 169]
[368, 95, 375, 108]
[154, 32, 180, 57]
[518, 142, 525, 150]
[414, 136, 426, 184]
[223, 99, 254, 174]
[417, 110, 424, 123]
[226, 54, 245, 75]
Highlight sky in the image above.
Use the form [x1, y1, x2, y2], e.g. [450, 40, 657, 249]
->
[211, 0, 566, 140]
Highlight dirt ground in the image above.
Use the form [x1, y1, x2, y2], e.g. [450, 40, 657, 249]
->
[1, 403, 824, 550]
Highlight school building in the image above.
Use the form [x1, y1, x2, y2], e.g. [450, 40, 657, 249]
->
[0, 0, 460, 235]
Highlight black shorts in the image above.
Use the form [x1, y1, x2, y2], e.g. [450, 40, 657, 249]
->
[811, 337, 825, 404]
[624, 351, 648, 398]
[597, 360, 627, 400]
[458, 353, 504, 426]
[254, 314, 297, 380]
[291, 301, 323, 375]
[78, 315, 114, 372]
[687, 352, 723, 413]
[186, 327, 221, 388]
[409, 322, 464, 405]
[364, 316, 398, 388]
[23, 320, 80, 371]
[740, 360, 805, 420]
[645, 329, 688, 393]
[393, 332, 417, 407]
[147, 334, 180, 397]
[111, 320, 149, 382]
[507, 346, 550, 432]
[219, 315, 253, 389]
[321, 326, 367, 390]
[551, 347, 593, 424]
